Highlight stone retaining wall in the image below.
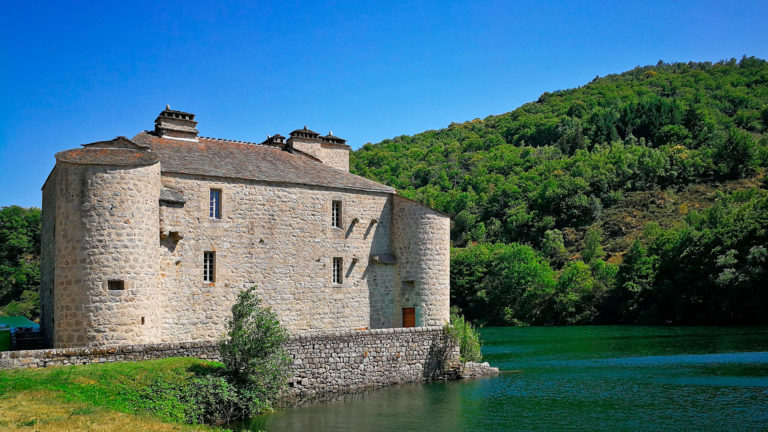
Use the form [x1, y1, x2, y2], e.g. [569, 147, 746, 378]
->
[0, 327, 459, 399]
[0, 340, 220, 369]
[284, 326, 459, 399]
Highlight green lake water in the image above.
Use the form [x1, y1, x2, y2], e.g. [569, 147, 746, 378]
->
[240, 326, 768, 431]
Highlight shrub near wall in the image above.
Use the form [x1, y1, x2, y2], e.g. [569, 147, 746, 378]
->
[445, 312, 482, 363]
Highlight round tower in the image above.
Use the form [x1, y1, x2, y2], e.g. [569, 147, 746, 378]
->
[52, 147, 161, 347]
[392, 195, 451, 327]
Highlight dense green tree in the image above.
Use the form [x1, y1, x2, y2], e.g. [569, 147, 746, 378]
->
[0, 206, 40, 319]
[581, 228, 605, 264]
[613, 241, 658, 323]
[553, 260, 600, 324]
[713, 128, 757, 179]
[451, 243, 556, 325]
[542, 229, 568, 266]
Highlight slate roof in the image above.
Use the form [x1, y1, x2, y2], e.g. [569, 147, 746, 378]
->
[82, 136, 150, 150]
[56, 148, 160, 166]
[131, 132, 395, 193]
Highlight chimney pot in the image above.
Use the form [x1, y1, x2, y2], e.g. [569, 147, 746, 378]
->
[155, 106, 198, 141]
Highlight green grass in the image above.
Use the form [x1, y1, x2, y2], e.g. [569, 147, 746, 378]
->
[0, 330, 9, 351]
[0, 357, 223, 431]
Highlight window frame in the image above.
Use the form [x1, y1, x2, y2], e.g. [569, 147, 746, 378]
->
[332, 257, 343, 285]
[209, 189, 222, 219]
[203, 251, 216, 284]
[331, 200, 342, 229]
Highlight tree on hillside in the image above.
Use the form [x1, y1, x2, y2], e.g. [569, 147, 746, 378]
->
[0, 206, 41, 319]
[451, 243, 556, 326]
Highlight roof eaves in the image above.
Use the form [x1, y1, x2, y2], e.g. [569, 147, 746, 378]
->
[159, 169, 395, 194]
[393, 194, 452, 218]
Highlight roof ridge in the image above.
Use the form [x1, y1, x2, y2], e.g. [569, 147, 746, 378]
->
[199, 136, 263, 146]
[141, 131, 264, 147]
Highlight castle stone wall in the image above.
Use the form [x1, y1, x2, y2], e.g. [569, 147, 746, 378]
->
[290, 140, 349, 171]
[316, 143, 349, 172]
[40, 169, 57, 347]
[50, 161, 161, 347]
[156, 174, 396, 342]
[285, 326, 459, 398]
[393, 196, 451, 327]
[43, 151, 450, 348]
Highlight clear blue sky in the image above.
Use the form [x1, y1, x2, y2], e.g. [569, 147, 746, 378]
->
[1, 1, 767, 207]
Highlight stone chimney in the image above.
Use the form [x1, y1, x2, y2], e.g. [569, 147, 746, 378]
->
[287, 126, 350, 171]
[154, 105, 198, 141]
[261, 134, 286, 147]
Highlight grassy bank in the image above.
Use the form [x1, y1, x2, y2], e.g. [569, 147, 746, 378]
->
[0, 358, 221, 431]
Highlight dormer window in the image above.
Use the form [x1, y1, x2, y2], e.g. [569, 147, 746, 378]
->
[331, 200, 342, 228]
[210, 189, 222, 219]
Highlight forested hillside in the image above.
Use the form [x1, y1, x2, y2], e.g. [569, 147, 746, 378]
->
[352, 57, 768, 326]
[0, 206, 40, 319]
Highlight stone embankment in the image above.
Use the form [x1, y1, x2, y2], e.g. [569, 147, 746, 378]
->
[0, 327, 463, 400]
[284, 326, 459, 399]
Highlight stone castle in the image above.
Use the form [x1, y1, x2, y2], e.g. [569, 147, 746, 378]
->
[40, 107, 450, 348]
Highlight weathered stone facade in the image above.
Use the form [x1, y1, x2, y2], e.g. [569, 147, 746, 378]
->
[41, 156, 162, 348]
[156, 175, 396, 341]
[40, 107, 451, 348]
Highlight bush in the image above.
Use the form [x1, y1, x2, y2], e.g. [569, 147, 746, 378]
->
[1, 289, 39, 319]
[219, 286, 290, 405]
[134, 376, 193, 423]
[133, 287, 292, 426]
[186, 374, 266, 425]
[445, 311, 483, 363]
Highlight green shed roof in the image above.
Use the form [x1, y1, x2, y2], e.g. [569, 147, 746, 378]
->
[0, 316, 39, 329]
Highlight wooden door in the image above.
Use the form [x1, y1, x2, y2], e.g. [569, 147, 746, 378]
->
[402, 308, 416, 328]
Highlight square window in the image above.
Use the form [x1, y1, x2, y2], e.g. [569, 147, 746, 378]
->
[331, 200, 342, 228]
[332, 257, 343, 284]
[108, 280, 125, 291]
[210, 189, 222, 219]
[204, 251, 216, 283]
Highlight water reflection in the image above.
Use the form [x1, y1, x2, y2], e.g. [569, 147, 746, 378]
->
[239, 380, 466, 431]
[234, 326, 768, 432]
